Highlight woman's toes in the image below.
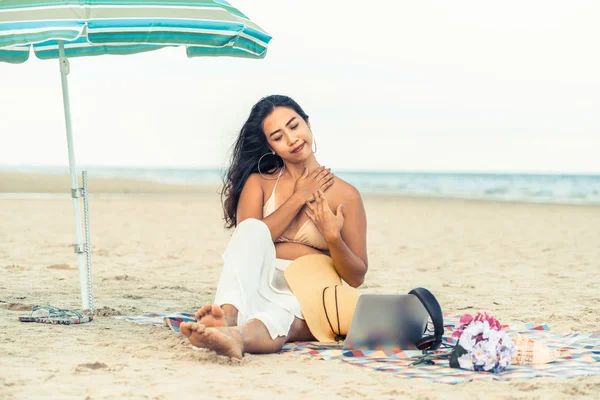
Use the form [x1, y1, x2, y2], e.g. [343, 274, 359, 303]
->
[191, 323, 205, 333]
[180, 322, 192, 337]
[195, 304, 212, 320]
[211, 304, 224, 319]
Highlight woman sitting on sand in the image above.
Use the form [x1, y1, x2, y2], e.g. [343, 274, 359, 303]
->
[180, 95, 368, 359]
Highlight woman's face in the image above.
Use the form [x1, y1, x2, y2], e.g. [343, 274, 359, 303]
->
[262, 106, 312, 161]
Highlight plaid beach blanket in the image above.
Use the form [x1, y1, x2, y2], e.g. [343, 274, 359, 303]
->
[114, 313, 600, 384]
[114, 312, 196, 330]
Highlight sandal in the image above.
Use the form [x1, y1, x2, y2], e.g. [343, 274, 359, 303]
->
[19, 305, 92, 325]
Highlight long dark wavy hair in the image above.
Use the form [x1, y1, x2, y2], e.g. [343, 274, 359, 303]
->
[221, 95, 310, 229]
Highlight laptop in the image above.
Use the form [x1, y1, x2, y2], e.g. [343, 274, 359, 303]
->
[343, 294, 429, 351]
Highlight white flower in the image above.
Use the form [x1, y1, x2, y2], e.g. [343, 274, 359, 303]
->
[482, 320, 491, 339]
[459, 332, 475, 351]
[459, 321, 484, 350]
[458, 353, 474, 370]
[470, 321, 484, 334]
[486, 329, 500, 343]
[472, 345, 486, 366]
[483, 360, 496, 371]
[498, 352, 511, 368]
[454, 317, 516, 373]
[482, 350, 497, 371]
[481, 339, 497, 355]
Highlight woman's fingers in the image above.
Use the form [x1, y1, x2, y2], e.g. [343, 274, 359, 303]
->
[312, 191, 321, 208]
[318, 190, 331, 210]
[311, 192, 318, 202]
[307, 190, 336, 225]
[318, 172, 333, 186]
[320, 174, 334, 189]
[315, 167, 331, 182]
[310, 166, 326, 179]
[316, 190, 324, 215]
[305, 209, 316, 221]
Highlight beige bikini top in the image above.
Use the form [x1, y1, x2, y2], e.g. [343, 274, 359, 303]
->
[262, 171, 329, 251]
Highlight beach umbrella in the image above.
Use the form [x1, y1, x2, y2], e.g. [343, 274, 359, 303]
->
[0, 0, 271, 312]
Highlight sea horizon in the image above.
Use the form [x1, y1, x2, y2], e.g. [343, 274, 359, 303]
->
[1, 164, 599, 206]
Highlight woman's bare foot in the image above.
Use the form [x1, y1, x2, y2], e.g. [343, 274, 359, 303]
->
[194, 304, 227, 328]
[180, 322, 243, 360]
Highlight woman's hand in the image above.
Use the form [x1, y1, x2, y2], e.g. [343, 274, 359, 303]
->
[305, 190, 344, 242]
[293, 166, 334, 203]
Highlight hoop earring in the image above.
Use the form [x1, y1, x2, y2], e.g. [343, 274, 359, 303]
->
[257, 152, 285, 180]
[312, 133, 318, 153]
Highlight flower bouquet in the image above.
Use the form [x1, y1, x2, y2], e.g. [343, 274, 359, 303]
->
[449, 313, 515, 373]
[410, 312, 515, 374]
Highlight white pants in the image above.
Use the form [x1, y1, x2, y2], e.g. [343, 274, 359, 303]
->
[214, 218, 304, 339]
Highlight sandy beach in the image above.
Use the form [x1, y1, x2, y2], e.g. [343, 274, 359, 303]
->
[1, 173, 599, 399]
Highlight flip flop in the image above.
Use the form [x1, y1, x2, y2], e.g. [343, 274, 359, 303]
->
[164, 315, 197, 333]
[19, 305, 92, 325]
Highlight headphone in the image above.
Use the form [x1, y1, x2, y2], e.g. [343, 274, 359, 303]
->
[408, 287, 444, 351]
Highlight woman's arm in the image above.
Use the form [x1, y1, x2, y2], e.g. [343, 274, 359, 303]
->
[306, 187, 368, 288]
[262, 193, 306, 241]
[236, 168, 334, 241]
[236, 173, 303, 241]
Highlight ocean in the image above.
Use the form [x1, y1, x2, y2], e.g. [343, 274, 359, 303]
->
[1, 165, 599, 205]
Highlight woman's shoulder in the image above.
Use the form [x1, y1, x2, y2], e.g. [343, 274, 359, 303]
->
[245, 171, 278, 184]
[243, 172, 261, 188]
[329, 175, 362, 200]
[245, 171, 279, 194]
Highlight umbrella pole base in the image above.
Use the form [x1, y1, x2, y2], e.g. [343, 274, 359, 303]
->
[71, 171, 95, 316]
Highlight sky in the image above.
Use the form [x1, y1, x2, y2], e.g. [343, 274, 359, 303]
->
[0, 0, 599, 174]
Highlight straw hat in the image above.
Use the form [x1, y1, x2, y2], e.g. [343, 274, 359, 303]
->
[284, 254, 359, 342]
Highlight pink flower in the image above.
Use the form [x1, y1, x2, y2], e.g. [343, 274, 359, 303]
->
[452, 313, 503, 339]
[452, 314, 474, 339]
[473, 313, 502, 331]
[460, 314, 474, 326]
[488, 317, 502, 331]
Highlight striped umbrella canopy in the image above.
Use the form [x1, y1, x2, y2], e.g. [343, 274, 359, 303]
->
[0, 0, 271, 313]
[0, 0, 271, 62]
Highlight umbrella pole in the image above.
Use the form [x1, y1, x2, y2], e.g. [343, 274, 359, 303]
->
[58, 40, 90, 310]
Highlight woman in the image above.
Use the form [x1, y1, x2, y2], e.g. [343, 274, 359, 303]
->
[180, 95, 368, 359]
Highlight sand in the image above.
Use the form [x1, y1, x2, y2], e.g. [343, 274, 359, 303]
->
[1, 173, 599, 399]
